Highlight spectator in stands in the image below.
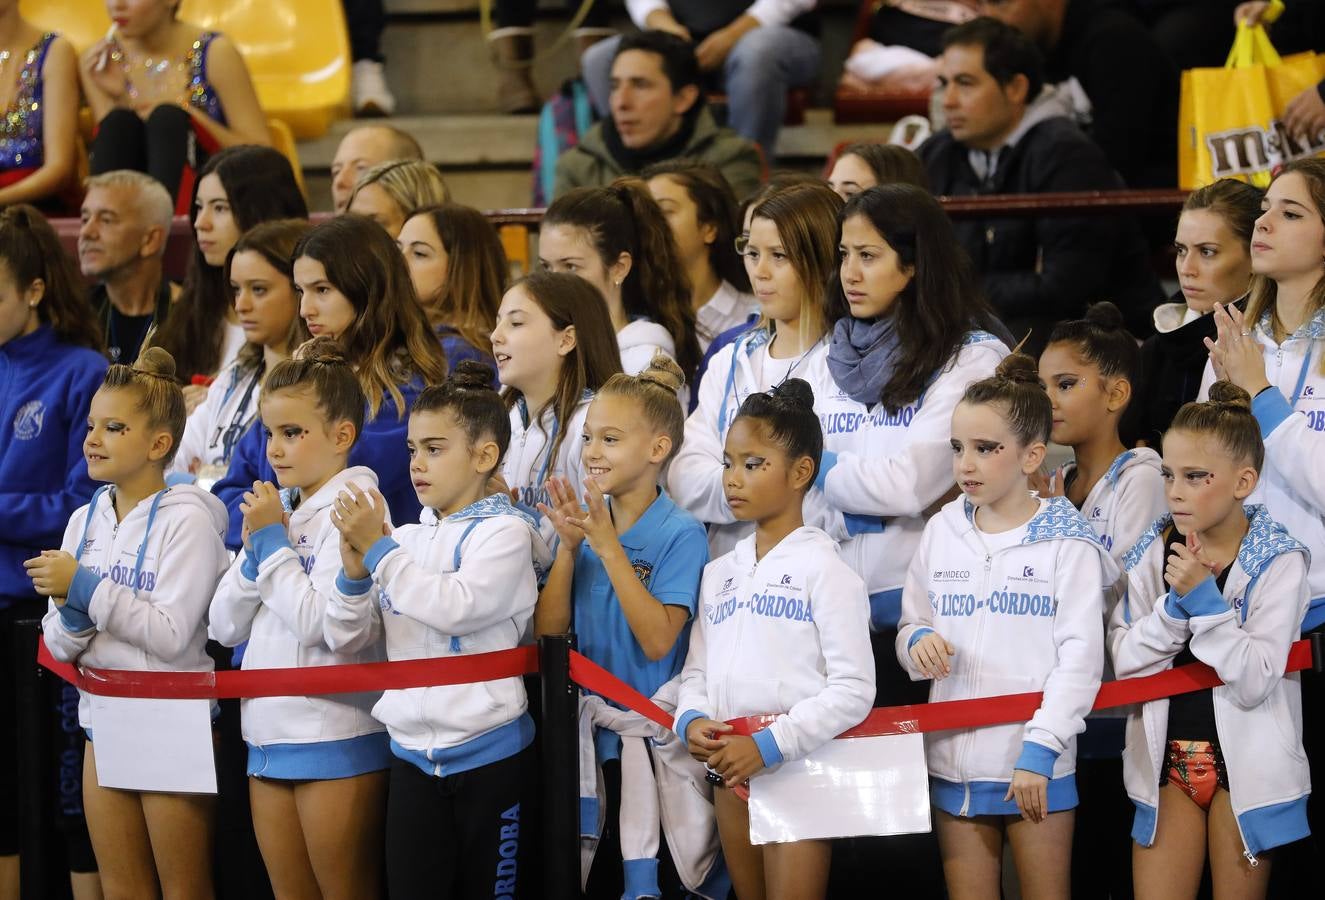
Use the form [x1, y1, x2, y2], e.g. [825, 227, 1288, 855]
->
[839, 0, 976, 96]
[826, 142, 929, 200]
[554, 31, 762, 200]
[919, 17, 1164, 354]
[344, 0, 397, 116]
[979, 0, 1178, 188]
[581, 0, 821, 154]
[487, 0, 616, 113]
[348, 159, 449, 239]
[81, 0, 271, 210]
[329, 124, 424, 214]
[152, 145, 308, 408]
[0, 7, 78, 210]
[1236, 0, 1325, 141]
[79, 171, 177, 367]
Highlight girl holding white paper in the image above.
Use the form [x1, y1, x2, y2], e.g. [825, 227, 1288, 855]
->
[897, 353, 1112, 900]
[31, 347, 230, 900]
[1110, 383, 1310, 898]
[208, 337, 391, 900]
[676, 380, 875, 900]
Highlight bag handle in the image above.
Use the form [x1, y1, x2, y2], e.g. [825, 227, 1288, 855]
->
[1226, 22, 1283, 69]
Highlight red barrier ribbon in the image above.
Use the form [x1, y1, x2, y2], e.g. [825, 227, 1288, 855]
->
[36, 638, 537, 700]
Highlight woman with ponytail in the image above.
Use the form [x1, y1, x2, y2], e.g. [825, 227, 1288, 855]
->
[541, 178, 701, 383]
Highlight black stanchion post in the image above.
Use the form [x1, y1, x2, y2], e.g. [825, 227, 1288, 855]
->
[13, 619, 50, 900]
[1310, 630, 1324, 672]
[539, 633, 578, 900]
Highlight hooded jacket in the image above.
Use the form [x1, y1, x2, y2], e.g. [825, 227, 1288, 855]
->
[504, 393, 594, 548]
[896, 497, 1113, 811]
[324, 494, 551, 776]
[170, 356, 262, 485]
[209, 466, 388, 753]
[42, 483, 230, 727]
[618, 319, 677, 378]
[0, 325, 106, 603]
[1111, 506, 1311, 859]
[814, 330, 1007, 628]
[1200, 307, 1325, 631]
[1050, 447, 1166, 568]
[674, 527, 874, 768]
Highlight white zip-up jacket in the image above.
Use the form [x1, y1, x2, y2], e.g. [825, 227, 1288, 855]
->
[209, 466, 388, 749]
[896, 497, 1112, 800]
[1200, 307, 1325, 630]
[668, 329, 833, 558]
[324, 495, 551, 773]
[618, 318, 677, 378]
[169, 358, 263, 483]
[1111, 506, 1311, 858]
[674, 527, 874, 767]
[1051, 448, 1166, 567]
[42, 483, 229, 727]
[815, 331, 1007, 627]
[504, 393, 592, 547]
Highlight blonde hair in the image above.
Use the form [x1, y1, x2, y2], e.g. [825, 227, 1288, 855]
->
[597, 354, 686, 462]
[101, 347, 187, 466]
[1168, 380, 1264, 470]
[350, 159, 449, 218]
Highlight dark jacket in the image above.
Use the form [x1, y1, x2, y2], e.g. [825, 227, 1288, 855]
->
[919, 113, 1164, 354]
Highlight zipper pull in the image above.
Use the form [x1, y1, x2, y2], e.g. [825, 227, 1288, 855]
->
[1244, 849, 1259, 868]
[984, 554, 992, 572]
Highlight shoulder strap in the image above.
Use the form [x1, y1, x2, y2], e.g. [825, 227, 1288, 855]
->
[74, 486, 111, 562]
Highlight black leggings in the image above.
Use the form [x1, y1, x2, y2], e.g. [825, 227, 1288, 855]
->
[89, 105, 197, 206]
[385, 745, 538, 899]
[343, 0, 386, 62]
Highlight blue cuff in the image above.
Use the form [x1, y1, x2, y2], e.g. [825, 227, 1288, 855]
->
[60, 566, 101, 631]
[364, 536, 399, 574]
[813, 450, 839, 492]
[1014, 741, 1060, 778]
[164, 471, 195, 487]
[1251, 386, 1295, 440]
[1164, 589, 1191, 620]
[250, 523, 291, 565]
[907, 627, 935, 650]
[240, 548, 259, 581]
[843, 512, 885, 536]
[1177, 576, 1230, 618]
[675, 709, 707, 741]
[752, 727, 784, 767]
[335, 570, 374, 595]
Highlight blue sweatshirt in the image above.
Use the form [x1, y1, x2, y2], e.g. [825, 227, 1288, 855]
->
[0, 326, 107, 604]
[213, 379, 425, 550]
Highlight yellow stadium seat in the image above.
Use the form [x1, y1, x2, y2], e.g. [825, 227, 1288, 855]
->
[21, 0, 349, 139]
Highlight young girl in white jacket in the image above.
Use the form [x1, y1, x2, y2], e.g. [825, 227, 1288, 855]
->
[492, 271, 623, 546]
[676, 379, 875, 900]
[897, 353, 1113, 900]
[325, 360, 551, 899]
[208, 338, 391, 899]
[31, 348, 230, 900]
[1111, 382, 1310, 898]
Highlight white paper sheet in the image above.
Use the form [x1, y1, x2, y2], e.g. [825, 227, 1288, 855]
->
[747, 733, 930, 845]
[88, 696, 217, 794]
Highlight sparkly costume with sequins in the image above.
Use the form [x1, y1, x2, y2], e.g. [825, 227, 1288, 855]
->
[0, 32, 58, 174]
[115, 31, 227, 128]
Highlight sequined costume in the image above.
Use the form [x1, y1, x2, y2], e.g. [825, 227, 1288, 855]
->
[0, 32, 58, 174]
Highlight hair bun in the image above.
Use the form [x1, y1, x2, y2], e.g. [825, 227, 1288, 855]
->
[449, 359, 496, 391]
[1207, 380, 1253, 409]
[296, 336, 350, 367]
[637, 353, 685, 393]
[1083, 301, 1126, 331]
[994, 352, 1040, 386]
[132, 346, 178, 380]
[771, 377, 815, 411]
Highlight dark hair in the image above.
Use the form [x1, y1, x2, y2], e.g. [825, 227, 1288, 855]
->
[836, 143, 930, 192]
[544, 179, 701, 382]
[642, 159, 751, 293]
[102, 347, 186, 466]
[292, 215, 450, 418]
[962, 353, 1052, 446]
[829, 183, 999, 411]
[263, 337, 366, 444]
[412, 360, 510, 465]
[504, 271, 624, 464]
[1044, 301, 1140, 389]
[613, 30, 700, 92]
[226, 219, 314, 377]
[750, 182, 845, 346]
[1167, 381, 1264, 471]
[942, 16, 1044, 103]
[0, 205, 102, 351]
[155, 145, 309, 382]
[407, 204, 505, 355]
[1182, 178, 1263, 247]
[598, 353, 687, 463]
[734, 377, 823, 483]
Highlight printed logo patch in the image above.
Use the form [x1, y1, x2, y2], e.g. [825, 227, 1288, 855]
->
[631, 558, 653, 585]
[13, 400, 44, 440]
